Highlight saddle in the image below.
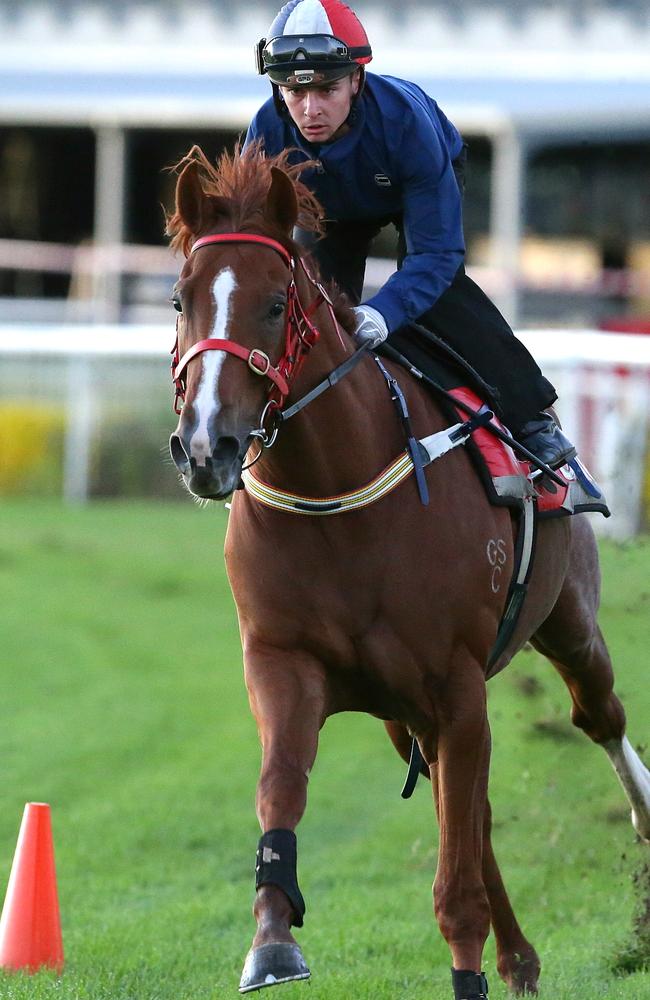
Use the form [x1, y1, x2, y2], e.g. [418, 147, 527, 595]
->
[378, 323, 610, 522]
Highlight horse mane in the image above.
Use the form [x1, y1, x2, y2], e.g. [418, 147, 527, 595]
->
[166, 142, 356, 336]
[166, 142, 324, 257]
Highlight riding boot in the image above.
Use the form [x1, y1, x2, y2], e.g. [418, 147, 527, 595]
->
[451, 968, 488, 999]
[516, 413, 577, 470]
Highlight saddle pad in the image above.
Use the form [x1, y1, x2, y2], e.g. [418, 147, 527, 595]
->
[448, 387, 610, 520]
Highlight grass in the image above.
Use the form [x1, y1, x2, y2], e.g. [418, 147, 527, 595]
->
[0, 499, 648, 999]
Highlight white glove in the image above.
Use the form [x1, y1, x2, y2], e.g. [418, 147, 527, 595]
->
[352, 305, 389, 349]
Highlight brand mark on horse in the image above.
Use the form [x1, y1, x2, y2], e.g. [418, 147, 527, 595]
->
[486, 538, 508, 593]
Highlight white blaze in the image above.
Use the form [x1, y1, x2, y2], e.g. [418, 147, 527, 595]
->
[189, 267, 237, 464]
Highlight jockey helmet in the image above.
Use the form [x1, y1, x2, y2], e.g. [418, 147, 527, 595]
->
[256, 0, 372, 86]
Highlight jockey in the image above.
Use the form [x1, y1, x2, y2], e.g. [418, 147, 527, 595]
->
[246, 0, 576, 470]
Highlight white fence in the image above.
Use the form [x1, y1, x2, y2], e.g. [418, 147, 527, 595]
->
[517, 330, 650, 538]
[0, 325, 649, 537]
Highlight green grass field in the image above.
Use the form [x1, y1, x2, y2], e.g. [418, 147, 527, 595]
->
[0, 499, 648, 999]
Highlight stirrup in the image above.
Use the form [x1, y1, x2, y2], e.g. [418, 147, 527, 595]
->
[518, 415, 576, 471]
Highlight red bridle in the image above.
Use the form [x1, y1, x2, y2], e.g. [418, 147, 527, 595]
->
[170, 233, 327, 416]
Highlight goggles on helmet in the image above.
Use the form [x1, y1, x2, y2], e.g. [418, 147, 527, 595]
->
[256, 33, 371, 84]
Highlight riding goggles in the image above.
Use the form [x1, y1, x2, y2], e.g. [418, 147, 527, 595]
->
[256, 34, 371, 78]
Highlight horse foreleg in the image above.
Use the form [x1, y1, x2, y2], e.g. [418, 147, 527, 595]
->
[431, 664, 492, 999]
[238, 645, 327, 994]
[481, 799, 541, 995]
[430, 762, 539, 997]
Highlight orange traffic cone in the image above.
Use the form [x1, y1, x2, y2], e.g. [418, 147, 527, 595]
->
[0, 803, 64, 973]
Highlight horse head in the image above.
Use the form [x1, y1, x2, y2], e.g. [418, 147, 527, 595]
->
[167, 146, 322, 500]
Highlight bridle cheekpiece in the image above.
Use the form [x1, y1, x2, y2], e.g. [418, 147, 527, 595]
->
[170, 233, 325, 418]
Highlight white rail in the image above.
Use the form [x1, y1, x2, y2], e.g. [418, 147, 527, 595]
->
[0, 325, 648, 536]
[2, 239, 649, 301]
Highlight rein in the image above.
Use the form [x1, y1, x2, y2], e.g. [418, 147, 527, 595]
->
[171, 233, 332, 419]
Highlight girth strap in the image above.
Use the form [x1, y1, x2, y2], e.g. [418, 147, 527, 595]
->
[401, 736, 426, 799]
[486, 494, 537, 673]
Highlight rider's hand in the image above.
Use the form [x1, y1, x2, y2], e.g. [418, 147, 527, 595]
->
[352, 305, 389, 349]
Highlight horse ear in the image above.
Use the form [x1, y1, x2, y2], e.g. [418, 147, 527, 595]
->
[264, 166, 298, 234]
[175, 160, 205, 233]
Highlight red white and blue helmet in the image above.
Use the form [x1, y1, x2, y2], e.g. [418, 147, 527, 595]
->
[256, 0, 372, 86]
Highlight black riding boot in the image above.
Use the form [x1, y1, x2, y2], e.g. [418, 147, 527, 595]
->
[516, 413, 576, 470]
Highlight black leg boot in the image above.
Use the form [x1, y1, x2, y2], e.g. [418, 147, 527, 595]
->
[451, 968, 489, 999]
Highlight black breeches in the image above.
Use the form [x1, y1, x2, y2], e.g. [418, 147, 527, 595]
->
[305, 221, 556, 432]
[415, 266, 557, 430]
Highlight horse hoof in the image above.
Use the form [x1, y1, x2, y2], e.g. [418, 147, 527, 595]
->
[239, 943, 311, 993]
[497, 947, 541, 996]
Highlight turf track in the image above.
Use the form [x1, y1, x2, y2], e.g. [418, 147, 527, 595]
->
[0, 499, 648, 999]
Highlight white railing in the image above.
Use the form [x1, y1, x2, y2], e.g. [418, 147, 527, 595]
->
[0, 324, 648, 536]
[517, 331, 650, 539]
[3, 238, 649, 311]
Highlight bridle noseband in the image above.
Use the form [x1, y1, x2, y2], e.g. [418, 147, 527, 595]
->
[170, 233, 327, 421]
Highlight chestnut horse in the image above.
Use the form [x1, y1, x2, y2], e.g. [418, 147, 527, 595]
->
[167, 146, 650, 998]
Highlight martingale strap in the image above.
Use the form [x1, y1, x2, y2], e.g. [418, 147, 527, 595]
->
[374, 356, 429, 506]
[242, 409, 494, 515]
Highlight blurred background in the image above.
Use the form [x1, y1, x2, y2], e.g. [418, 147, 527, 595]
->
[0, 0, 649, 534]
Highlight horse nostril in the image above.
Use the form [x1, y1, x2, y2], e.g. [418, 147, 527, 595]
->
[213, 436, 240, 464]
[169, 433, 190, 472]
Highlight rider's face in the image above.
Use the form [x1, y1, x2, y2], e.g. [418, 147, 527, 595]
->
[280, 71, 361, 143]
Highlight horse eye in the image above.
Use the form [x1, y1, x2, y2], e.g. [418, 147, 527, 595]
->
[268, 302, 285, 319]
[171, 295, 183, 314]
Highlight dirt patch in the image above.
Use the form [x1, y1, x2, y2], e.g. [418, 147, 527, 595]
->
[514, 673, 544, 697]
[611, 861, 650, 975]
[531, 717, 579, 742]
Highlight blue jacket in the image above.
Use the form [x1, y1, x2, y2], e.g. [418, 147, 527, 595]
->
[245, 73, 465, 333]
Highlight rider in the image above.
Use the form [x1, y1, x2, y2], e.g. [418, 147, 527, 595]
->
[245, 0, 576, 470]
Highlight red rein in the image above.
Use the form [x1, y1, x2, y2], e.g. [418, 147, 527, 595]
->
[170, 233, 324, 415]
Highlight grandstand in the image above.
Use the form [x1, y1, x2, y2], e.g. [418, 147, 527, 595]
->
[0, 0, 649, 327]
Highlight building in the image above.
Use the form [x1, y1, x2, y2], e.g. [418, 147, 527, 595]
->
[1, 0, 649, 327]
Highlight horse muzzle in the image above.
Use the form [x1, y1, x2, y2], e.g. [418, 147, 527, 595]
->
[169, 431, 245, 499]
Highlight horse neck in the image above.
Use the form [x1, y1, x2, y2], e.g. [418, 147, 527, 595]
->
[254, 261, 402, 495]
